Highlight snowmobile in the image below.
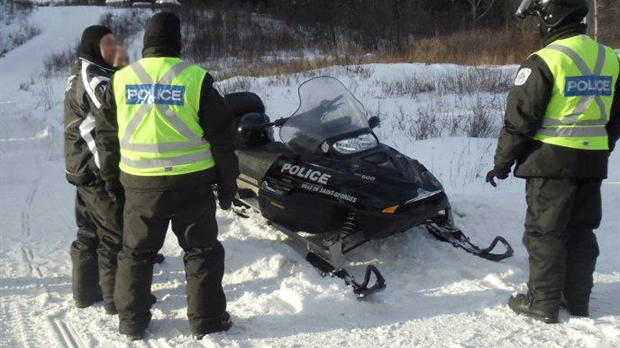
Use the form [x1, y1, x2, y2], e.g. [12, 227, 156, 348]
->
[224, 77, 514, 299]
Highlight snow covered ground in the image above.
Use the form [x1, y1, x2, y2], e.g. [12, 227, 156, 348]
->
[1, 6, 619, 348]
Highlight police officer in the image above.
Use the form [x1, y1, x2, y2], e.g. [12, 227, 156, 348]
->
[64, 25, 124, 314]
[96, 12, 239, 340]
[486, 0, 619, 323]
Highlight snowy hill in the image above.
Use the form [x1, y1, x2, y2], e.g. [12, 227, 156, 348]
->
[1, 6, 619, 348]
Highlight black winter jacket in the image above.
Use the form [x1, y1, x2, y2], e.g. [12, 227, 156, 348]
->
[64, 59, 116, 186]
[96, 47, 239, 190]
[493, 24, 620, 179]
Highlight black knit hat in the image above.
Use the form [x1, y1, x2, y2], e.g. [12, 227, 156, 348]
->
[143, 12, 182, 56]
[78, 25, 114, 68]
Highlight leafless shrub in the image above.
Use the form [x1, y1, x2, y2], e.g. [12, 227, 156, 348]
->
[436, 68, 511, 96]
[34, 81, 54, 111]
[380, 75, 436, 99]
[410, 106, 442, 140]
[18, 76, 35, 91]
[98, 10, 149, 44]
[42, 43, 78, 78]
[216, 77, 253, 95]
[0, 8, 40, 56]
[464, 97, 500, 138]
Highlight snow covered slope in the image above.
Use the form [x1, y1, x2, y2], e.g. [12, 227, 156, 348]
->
[1, 7, 619, 348]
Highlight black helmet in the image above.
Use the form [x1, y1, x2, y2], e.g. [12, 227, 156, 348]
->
[238, 113, 273, 146]
[516, 0, 588, 30]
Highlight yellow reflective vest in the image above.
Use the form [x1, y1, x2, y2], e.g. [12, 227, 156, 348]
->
[113, 57, 215, 176]
[531, 35, 619, 150]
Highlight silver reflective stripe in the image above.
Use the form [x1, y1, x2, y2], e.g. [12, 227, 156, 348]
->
[121, 150, 212, 169]
[81, 62, 102, 109]
[79, 113, 100, 168]
[89, 76, 110, 93]
[537, 127, 608, 137]
[120, 61, 207, 153]
[543, 39, 609, 128]
[542, 118, 608, 127]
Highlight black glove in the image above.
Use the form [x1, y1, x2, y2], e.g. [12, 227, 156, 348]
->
[485, 167, 510, 187]
[216, 182, 237, 210]
[105, 180, 124, 202]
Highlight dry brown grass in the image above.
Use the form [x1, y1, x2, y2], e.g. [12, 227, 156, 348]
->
[209, 28, 539, 80]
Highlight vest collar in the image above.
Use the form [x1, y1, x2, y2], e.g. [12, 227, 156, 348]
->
[142, 46, 180, 59]
[543, 23, 587, 47]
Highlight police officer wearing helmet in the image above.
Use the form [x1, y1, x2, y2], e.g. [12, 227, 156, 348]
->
[486, 0, 620, 323]
[96, 12, 239, 340]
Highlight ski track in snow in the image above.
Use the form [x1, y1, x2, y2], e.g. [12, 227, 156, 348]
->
[1, 6, 619, 348]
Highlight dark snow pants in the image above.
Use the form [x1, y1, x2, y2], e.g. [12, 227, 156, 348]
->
[70, 183, 123, 307]
[523, 177, 602, 311]
[114, 183, 226, 336]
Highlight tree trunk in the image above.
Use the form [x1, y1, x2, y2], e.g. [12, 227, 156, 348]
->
[586, 0, 597, 40]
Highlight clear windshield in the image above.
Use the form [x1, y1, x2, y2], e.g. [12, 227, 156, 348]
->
[280, 77, 370, 152]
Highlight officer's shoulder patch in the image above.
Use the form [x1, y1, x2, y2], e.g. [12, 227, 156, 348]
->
[514, 68, 532, 86]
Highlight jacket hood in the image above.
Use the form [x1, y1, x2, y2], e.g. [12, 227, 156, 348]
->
[142, 12, 182, 58]
[78, 25, 114, 70]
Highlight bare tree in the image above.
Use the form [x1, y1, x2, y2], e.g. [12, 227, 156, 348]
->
[466, 0, 498, 24]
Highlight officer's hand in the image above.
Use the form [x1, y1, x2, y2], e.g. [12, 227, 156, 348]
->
[105, 180, 124, 202]
[485, 167, 509, 188]
[216, 182, 237, 210]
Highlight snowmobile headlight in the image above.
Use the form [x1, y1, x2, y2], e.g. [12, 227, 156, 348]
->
[332, 134, 378, 155]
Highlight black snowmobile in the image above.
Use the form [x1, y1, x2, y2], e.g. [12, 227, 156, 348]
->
[224, 77, 513, 298]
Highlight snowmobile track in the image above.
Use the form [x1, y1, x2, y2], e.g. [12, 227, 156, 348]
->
[51, 318, 89, 348]
[147, 338, 174, 348]
[21, 246, 43, 278]
[144, 329, 174, 348]
[21, 176, 41, 238]
[10, 302, 43, 348]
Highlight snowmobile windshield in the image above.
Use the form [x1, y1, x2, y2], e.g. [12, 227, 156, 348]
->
[280, 77, 372, 153]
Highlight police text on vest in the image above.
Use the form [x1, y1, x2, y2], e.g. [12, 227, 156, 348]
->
[126, 84, 186, 106]
[564, 76, 613, 97]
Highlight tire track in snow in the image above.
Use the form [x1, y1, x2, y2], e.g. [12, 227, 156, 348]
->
[147, 338, 174, 348]
[21, 130, 51, 239]
[50, 318, 89, 348]
[21, 246, 43, 278]
[10, 302, 44, 348]
[21, 176, 40, 238]
[145, 328, 174, 348]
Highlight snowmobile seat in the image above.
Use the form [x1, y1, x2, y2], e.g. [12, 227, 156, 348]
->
[225, 92, 265, 120]
[237, 142, 292, 183]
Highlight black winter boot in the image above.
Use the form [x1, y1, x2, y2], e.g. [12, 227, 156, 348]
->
[75, 292, 103, 309]
[560, 298, 589, 317]
[508, 294, 559, 324]
[193, 312, 232, 340]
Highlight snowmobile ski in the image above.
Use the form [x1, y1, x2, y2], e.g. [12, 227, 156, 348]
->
[306, 253, 386, 299]
[425, 207, 514, 262]
[232, 197, 386, 299]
